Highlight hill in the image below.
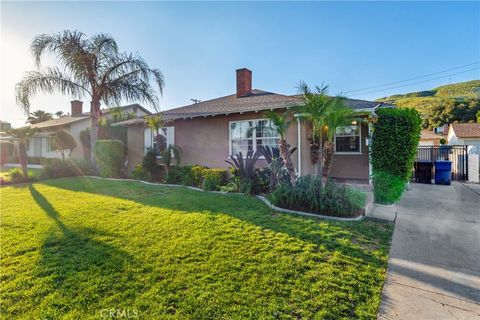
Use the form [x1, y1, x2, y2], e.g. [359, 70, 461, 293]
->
[376, 80, 480, 129]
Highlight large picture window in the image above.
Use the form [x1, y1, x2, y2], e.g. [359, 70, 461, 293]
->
[230, 119, 280, 156]
[335, 125, 361, 153]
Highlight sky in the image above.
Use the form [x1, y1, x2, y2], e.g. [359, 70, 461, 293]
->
[1, 1, 479, 127]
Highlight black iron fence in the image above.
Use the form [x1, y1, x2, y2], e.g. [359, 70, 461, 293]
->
[413, 145, 468, 181]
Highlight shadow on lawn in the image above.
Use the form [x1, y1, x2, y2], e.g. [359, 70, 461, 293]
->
[28, 185, 141, 316]
[40, 178, 393, 268]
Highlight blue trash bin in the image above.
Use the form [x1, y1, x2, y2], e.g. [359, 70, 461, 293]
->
[434, 160, 452, 185]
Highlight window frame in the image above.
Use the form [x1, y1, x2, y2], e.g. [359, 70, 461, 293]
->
[334, 124, 362, 155]
[228, 118, 280, 158]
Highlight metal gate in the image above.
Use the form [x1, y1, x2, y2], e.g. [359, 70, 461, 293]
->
[413, 145, 469, 181]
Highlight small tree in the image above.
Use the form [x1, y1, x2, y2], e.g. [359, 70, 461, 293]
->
[146, 115, 166, 155]
[52, 130, 77, 161]
[7, 127, 37, 177]
[264, 110, 297, 186]
[159, 144, 182, 175]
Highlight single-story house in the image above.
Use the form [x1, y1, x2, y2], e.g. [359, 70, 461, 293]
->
[12, 101, 151, 160]
[447, 123, 480, 154]
[117, 68, 392, 183]
[419, 130, 444, 146]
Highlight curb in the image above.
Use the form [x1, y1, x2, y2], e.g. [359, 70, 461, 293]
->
[85, 176, 366, 222]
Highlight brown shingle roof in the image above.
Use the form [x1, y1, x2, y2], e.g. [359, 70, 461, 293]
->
[161, 90, 384, 121]
[451, 123, 480, 138]
[30, 116, 89, 129]
[420, 130, 443, 140]
[162, 89, 301, 120]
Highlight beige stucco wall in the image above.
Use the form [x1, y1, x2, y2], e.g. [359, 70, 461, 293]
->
[170, 111, 299, 170]
[126, 124, 146, 172]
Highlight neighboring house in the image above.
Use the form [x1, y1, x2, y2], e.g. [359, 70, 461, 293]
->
[447, 123, 480, 154]
[117, 68, 391, 183]
[419, 130, 444, 146]
[20, 101, 151, 160]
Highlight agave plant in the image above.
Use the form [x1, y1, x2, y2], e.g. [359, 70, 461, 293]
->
[257, 146, 296, 191]
[226, 151, 260, 194]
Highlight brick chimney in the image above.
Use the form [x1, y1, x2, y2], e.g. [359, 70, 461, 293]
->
[236, 68, 252, 98]
[71, 100, 83, 116]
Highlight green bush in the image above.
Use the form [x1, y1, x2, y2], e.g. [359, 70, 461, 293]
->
[42, 158, 94, 179]
[131, 164, 150, 181]
[268, 175, 366, 217]
[372, 171, 406, 204]
[141, 148, 162, 181]
[165, 165, 229, 191]
[371, 108, 421, 203]
[8, 168, 30, 183]
[94, 140, 125, 178]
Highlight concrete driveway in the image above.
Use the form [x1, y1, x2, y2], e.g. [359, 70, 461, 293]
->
[379, 182, 480, 320]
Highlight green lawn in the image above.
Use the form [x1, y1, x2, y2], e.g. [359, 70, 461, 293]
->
[1, 177, 393, 319]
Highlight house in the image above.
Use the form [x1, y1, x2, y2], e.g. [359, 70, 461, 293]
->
[117, 68, 391, 183]
[419, 130, 444, 146]
[447, 123, 480, 154]
[21, 101, 151, 160]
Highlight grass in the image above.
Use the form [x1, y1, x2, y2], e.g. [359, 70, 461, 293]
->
[0, 177, 393, 319]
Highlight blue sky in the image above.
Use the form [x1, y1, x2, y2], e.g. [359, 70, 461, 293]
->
[1, 1, 479, 126]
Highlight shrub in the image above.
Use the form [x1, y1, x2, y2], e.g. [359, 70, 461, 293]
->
[8, 168, 29, 183]
[268, 175, 366, 217]
[165, 165, 229, 191]
[371, 108, 421, 203]
[226, 151, 261, 195]
[372, 171, 406, 204]
[94, 140, 125, 178]
[131, 164, 150, 181]
[142, 148, 162, 181]
[42, 158, 94, 179]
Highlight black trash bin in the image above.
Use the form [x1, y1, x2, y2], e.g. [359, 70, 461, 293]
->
[415, 161, 433, 184]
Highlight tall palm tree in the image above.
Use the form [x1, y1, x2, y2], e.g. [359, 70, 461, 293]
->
[7, 127, 37, 177]
[27, 110, 53, 124]
[15, 30, 164, 163]
[264, 110, 297, 186]
[296, 81, 330, 176]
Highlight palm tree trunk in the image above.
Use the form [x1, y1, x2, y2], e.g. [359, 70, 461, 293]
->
[321, 140, 335, 185]
[18, 141, 28, 177]
[90, 99, 100, 165]
[280, 139, 296, 186]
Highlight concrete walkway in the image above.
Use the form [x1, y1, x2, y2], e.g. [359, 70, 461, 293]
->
[379, 182, 480, 320]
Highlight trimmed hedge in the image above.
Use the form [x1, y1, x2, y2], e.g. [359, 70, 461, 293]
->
[371, 108, 421, 204]
[94, 140, 125, 178]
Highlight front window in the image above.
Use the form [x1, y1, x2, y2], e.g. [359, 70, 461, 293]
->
[335, 125, 360, 153]
[46, 137, 54, 152]
[230, 119, 280, 156]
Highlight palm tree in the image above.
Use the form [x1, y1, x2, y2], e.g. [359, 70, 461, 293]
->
[264, 110, 297, 186]
[145, 114, 166, 155]
[54, 111, 65, 118]
[320, 98, 359, 184]
[27, 110, 53, 124]
[296, 81, 330, 176]
[7, 127, 37, 177]
[15, 30, 164, 163]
